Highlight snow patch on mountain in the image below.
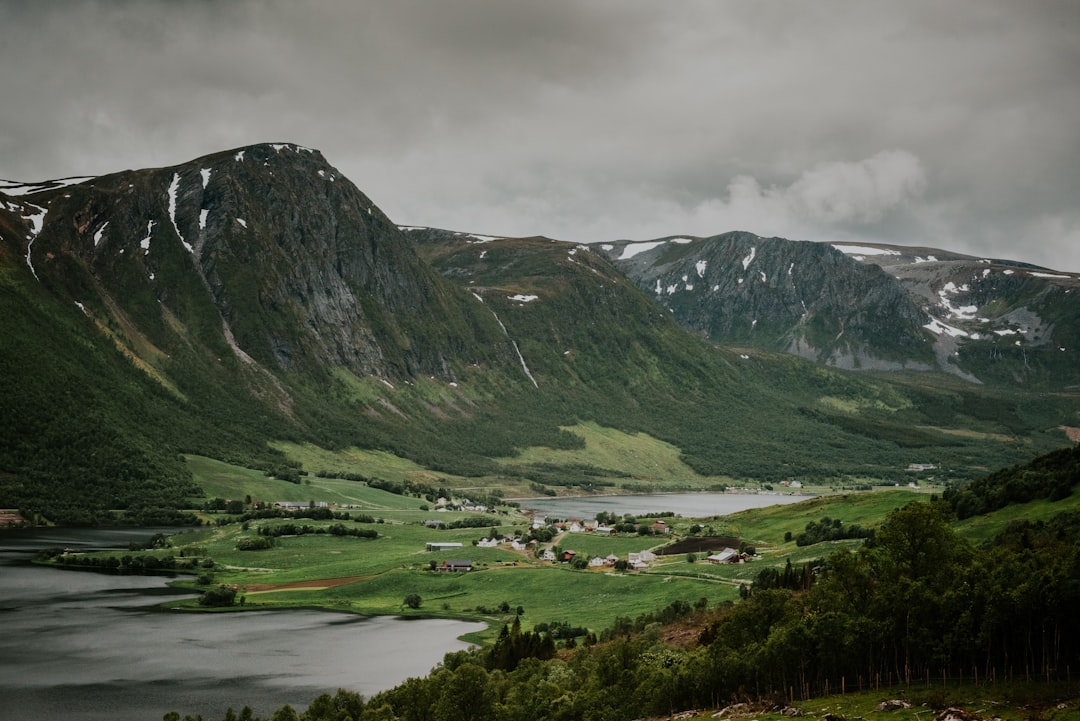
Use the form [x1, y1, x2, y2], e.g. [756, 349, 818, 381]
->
[619, 241, 665, 260]
[22, 202, 48, 280]
[0, 177, 94, 196]
[924, 317, 968, 338]
[23, 202, 47, 237]
[832, 244, 901, 257]
[742, 247, 756, 270]
[94, 221, 109, 247]
[141, 221, 156, 254]
[271, 143, 314, 154]
[167, 173, 187, 250]
[937, 281, 978, 320]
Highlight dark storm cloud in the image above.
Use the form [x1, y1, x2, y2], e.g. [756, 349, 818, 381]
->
[2, 1, 1078, 270]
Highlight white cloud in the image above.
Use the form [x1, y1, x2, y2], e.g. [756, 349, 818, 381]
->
[785, 151, 926, 224]
[595, 151, 926, 244]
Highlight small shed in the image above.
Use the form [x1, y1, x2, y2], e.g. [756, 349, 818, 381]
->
[426, 542, 464, 552]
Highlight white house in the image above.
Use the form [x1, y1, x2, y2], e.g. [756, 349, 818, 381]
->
[629, 550, 657, 564]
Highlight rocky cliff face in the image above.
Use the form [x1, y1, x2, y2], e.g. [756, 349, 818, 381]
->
[2, 143, 509, 386]
[601, 232, 935, 371]
[831, 242, 1080, 386]
[602, 233, 1080, 387]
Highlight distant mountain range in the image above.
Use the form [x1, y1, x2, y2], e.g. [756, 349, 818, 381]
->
[597, 233, 1079, 385]
[2, 144, 1077, 523]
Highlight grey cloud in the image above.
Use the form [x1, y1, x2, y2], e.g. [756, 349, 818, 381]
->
[1, 1, 1078, 271]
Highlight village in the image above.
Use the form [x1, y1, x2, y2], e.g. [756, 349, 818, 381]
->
[253, 490, 762, 578]
[424, 514, 755, 573]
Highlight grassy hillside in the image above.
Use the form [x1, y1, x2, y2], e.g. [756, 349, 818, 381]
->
[5, 157, 1079, 527]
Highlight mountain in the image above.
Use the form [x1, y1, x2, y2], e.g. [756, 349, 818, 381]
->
[405, 227, 1077, 474]
[1, 145, 1076, 524]
[600, 232, 1080, 387]
[0, 144, 524, 522]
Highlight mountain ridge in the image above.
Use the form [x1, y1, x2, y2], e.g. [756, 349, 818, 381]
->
[596, 232, 1080, 387]
[2, 143, 1077, 524]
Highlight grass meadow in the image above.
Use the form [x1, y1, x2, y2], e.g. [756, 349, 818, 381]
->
[102, 450, 1077, 644]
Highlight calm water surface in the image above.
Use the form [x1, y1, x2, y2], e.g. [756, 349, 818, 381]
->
[519, 491, 811, 519]
[0, 528, 483, 721]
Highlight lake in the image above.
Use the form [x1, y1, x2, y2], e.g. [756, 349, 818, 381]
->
[0, 528, 484, 721]
[519, 491, 811, 519]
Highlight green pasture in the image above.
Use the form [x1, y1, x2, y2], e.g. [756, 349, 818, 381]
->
[952, 482, 1080, 544]
[174, 517, 526, 585]
[186, 454, 438, 511]
[267, 442, 444, 485]
[552, 531, 668, 559]
[161, 511, 741, 638]
[233, 563, 739, 639]
[117, 456, 1080, 645]
[714, 488, 924, 546]
[267, 422, 742, 496]
[497, 421, 736, 489]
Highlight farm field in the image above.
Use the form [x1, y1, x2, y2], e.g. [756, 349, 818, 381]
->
[55, 450, 1080, 649]
[53, 454, 925, 638]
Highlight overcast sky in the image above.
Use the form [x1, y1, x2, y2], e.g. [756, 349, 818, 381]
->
[2, 1, 1078, 270]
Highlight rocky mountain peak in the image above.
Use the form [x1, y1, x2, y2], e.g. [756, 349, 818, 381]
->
[1, 142, 509, 385]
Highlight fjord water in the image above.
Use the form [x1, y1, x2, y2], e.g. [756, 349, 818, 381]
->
[520, 491, 809, 519]
[0, 528, 483, 721]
